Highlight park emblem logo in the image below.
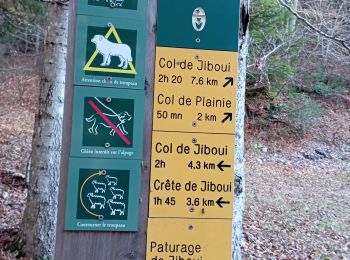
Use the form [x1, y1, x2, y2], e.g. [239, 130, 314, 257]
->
[192, 7, 206, 32]
[83, 96, 134, 148]
[87, 0, 138, 10]
[77, 169, 130, 220]
[84, 23, 137, 77]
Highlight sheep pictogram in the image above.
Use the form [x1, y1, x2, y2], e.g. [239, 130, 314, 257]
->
[105, 175, 118, 186]
[91, 180, 106, 193]
[110, 187, 124, 200]
[107, 199, 125, 216]
[87, 193, 106, 209]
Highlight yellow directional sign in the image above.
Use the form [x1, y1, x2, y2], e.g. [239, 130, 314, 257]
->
[147, 1, 240, 258]
[149, 131, 234, 219]
[153, 47, 238, 134]
[146, 218, 232, 260]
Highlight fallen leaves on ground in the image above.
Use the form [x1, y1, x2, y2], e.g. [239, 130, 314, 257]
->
[243, 100, 350, 259]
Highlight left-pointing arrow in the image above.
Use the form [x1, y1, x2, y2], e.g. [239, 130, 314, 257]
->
[217, 161, 231, 171]
[216, 197, 230, 208]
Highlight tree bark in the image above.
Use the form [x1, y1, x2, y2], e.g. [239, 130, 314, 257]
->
[14, 1, 68, 259]
[232, 0, 250, 259]
[290, 0, 298, 31]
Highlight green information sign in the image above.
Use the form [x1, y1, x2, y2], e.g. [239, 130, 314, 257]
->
[157, 0, 240, 51]
[65, 158, 141, 231]
[77, 0, 148, 20]
[70, 85, 145, 159]
[74, 15, 147, 89]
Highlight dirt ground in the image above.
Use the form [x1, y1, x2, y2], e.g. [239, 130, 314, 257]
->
[0, 56, 349, 259]
[0, 56, 40, 260]
[242, 96, 350, 258]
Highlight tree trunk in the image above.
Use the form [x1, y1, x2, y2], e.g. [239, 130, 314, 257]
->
[232, 0, 250, 259]
[14, 1, 68, 259]
[290, 0, 298, 31]
[35, 31, 41, 65]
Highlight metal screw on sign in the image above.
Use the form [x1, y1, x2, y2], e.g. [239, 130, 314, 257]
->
[195, 38, 201, 43]
[192, 138, 197, 144]
[106, 97, 112, 103]
[100, 170, 107, 176]
[107, 22, 113, 27]
[188, 225, 194, 230]
[195, 55, 200, 60]
[105, 142, 111, 148]
[107, 76, 112, 81]
[192, 121, 197, 127]
[98, 215, 104, 221]
[189, 207, 195, 212]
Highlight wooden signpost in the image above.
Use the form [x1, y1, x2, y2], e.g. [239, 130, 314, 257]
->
[55, 0, 241, 259]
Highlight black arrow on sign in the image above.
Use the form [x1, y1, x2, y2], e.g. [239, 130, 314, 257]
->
[223, 77, 234, 88]
[217, 161, 231, 171]
[216, 197, 230, 208]
[221, 112, 232, 123]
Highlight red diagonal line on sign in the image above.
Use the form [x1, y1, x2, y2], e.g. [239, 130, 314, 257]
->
[88, 100, 131, 146]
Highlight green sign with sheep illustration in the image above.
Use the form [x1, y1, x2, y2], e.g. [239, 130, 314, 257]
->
[77, 169, 130, 221]
[64, 158, 141, 231]
[74, 15, 147, 89]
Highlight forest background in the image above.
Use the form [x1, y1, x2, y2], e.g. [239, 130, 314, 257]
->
[0, 0, 349, 259]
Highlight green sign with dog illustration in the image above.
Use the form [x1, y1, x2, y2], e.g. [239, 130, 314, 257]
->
[74, 15, 147, 89]
[70, 85, 145, 159]
[65, 158, 141, 231]
[77, 0, 148, 20]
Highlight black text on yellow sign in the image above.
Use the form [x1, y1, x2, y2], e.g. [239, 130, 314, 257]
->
[149, 131, 234, 219]
[146, 218, 232, 260]
[153, 47, 238, 134]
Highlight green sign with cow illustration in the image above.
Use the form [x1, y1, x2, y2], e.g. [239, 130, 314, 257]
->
[65, 158, 141, 231]
[70, 85, 144, 159]
[74, 15, 147, 89]
[77, 0, 148, 20]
